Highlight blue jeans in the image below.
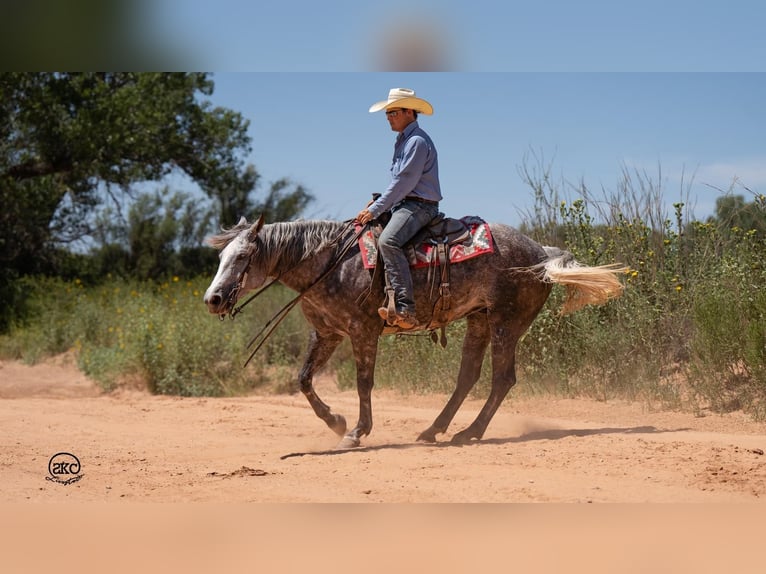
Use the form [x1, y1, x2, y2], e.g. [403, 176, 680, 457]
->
[378, 198, 440, 314]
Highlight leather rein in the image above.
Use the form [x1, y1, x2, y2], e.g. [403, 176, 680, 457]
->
[224, 219, 367, 368]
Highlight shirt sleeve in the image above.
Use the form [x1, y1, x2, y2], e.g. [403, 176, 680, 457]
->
[368, 135, 429, 218]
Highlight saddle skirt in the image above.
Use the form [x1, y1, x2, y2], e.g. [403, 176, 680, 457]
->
[356, 214, 494, 269]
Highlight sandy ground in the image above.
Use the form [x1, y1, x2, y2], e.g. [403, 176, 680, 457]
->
[3, 354, 766, 503]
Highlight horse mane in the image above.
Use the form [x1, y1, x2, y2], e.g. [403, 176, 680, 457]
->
[207, 218, 349, 268]
[206, 219, 251, 250]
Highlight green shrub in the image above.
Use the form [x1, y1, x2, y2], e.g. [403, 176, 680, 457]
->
[3, 170, 766, 421]
[0, 276, 309, 396]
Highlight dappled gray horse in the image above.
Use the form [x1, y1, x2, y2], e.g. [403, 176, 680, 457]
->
[204, 215, 624, 449]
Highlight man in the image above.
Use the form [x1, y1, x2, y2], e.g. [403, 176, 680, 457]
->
[356, 88, 442, 329]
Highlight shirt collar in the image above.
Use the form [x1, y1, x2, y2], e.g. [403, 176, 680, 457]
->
[402, 120, 419, 137]
[396, 120, 419, 145]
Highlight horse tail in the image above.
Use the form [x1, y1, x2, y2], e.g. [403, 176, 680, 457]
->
[537, 246, 628, 314]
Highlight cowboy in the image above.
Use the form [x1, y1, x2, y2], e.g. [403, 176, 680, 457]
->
[356, 88, 442, 330]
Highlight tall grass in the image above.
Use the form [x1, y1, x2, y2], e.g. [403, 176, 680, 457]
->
[0, 276, 309, 396]
[518, 161, 766, 417]
[3, 163, 766, 419]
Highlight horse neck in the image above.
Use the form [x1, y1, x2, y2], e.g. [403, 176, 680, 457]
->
[259, 220, 346, 288]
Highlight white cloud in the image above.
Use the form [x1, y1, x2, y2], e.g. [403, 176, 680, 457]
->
[695, 159, 766, 190]
[621, 156, 766, 190]
[615, 156, 765, 220]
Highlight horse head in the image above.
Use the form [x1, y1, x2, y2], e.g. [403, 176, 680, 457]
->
[203, 214, 266, 317]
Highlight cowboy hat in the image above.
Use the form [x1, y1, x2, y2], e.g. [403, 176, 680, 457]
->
[368, 87, 433, 115]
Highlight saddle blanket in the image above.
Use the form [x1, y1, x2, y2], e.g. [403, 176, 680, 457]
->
[356, 215, 494, 270]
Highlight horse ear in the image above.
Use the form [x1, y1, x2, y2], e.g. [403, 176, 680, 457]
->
[248, 214, 265, 241]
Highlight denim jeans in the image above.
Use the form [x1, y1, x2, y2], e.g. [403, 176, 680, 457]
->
[377, 198, 440, 314]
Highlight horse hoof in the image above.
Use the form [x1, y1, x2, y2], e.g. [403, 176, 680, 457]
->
[329, 414, 347, 437]
[450, 430, 477, 445]
[417, 428, 438, 443]
[335, 435, 360, 450]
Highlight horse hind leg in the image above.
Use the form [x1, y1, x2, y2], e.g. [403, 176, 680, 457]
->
[299, 331, 347, 437]
[451, 319, 522, 444]
[452, 312, 534, 444]
[450, 357, 517, 444]
[417, 311, 490, 443]
[450, 277, 551, 445]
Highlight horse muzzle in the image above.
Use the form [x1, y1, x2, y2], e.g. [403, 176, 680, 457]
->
[203, 286, 235, 317]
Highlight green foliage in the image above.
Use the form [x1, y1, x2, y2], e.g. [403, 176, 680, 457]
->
[687, 223, 766, 417]
[0, 73, 248, 330]
[713, 194, 766, 238]
[214, 168, 315, 228]
[0, 278, 310, 397]
[3, 131, 766, 420]
[516, 166, 766, 418]
[1, 73, 250, 193]
[89, 186, 217, 281]
[0, 73, 315, 332]
[256, 177, 315, 225]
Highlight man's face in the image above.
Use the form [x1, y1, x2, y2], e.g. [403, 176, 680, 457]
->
[385, 108, 414, 132]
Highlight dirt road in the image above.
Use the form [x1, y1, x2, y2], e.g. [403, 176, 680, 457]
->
[3, 354, 766, 503]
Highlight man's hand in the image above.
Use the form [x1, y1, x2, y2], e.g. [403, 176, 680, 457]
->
[356, 208, 374, 225]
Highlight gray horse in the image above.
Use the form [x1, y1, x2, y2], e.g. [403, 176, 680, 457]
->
[204, 215, 625, 449]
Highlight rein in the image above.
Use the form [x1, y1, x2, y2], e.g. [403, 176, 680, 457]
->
[229, 277, 280, 319]
[218, 254, 281, 321]
[241, 219, 366, 368]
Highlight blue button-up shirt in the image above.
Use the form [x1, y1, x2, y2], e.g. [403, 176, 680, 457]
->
[368, 121, 442, 218]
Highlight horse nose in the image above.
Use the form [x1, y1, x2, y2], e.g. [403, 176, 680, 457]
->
[205, 292, 222, 310]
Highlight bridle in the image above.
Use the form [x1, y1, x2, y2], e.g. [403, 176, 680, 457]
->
[218, 219, 368, 367]
[219, 240, 280, 321]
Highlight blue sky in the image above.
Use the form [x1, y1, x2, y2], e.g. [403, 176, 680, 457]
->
[199, 73, 766, 226]
[150, 1, 766, 72]
[139, 0, 766, 226]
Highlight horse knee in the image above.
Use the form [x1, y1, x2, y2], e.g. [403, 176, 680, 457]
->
[298, 370, 313, 394]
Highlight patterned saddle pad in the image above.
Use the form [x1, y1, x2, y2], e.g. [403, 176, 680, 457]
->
[356, 215, 494, 270]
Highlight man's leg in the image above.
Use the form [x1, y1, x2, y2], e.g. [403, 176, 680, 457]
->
[377, 200, 438, 326]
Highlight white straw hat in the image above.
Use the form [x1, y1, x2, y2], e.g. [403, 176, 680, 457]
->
[368, 87, 433, 115]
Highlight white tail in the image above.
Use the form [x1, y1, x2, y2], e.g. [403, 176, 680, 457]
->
[538, 247, 627, 314]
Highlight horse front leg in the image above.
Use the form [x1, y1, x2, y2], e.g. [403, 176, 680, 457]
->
[299, 330, 347, 437]
[335, 337, 378, 449]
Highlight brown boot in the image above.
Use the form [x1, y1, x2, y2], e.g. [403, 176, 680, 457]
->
[393, 310, 419, 330]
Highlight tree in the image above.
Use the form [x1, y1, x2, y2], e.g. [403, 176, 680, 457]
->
[88, 186, 218, 280]
[0, 72, 312, 330]
[1, 73, 249, 262]
[258, 177, 314, 224]
[712, 195, 766, 236]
